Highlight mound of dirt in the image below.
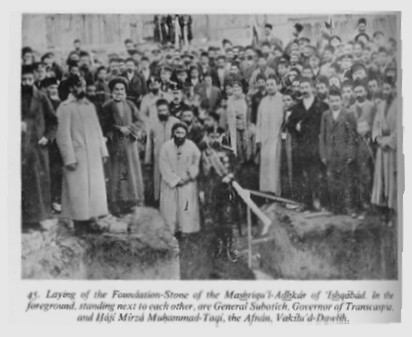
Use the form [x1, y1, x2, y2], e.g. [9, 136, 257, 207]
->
[254, 204, 398, 280]
[22, 208, 180, 280]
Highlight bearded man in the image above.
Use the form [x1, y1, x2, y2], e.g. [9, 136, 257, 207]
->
[21, 65, 58, 229]
[159, 122, 201, 235]
[349, 81, 377, 216]
[287, 77, 329, 210]
[56, 75, 109, 235]
[145, 99, 179, 204]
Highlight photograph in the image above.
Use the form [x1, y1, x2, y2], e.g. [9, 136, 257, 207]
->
[20, 13, 401, 281]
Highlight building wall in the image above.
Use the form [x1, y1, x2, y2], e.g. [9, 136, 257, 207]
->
[22, 13, 399, 53]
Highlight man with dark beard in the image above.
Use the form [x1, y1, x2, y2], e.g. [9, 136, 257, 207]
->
[56, 75, 109, 235]
[315, 76, 330, 104]
[41, 77, 61, 110]
[250, 74, 267, 125]
[349, 80, 377, 217]
[140, 76, 172, 128]
[159, 122, 201, 235]
[145, 99, 179, 205]
[21, 65, 58, 230]
[287, 77, 329, 210]
[371, 79, 397, 227]
[181, 108, 204, 147]
[41, 77, 62, 213]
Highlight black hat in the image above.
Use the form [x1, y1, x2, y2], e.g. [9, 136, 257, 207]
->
[67, 60, 79, 69]
[175, 66, 187, 74]
[358, 17, 367, 26]
[189, 65, 199, 73]
[264, 23, 273, 30]
[294, 23, 304, 33]
[22, 64, 34, 75]
[66, 74, 83, 88]
[206, 111, 220, 122]
[355, 33, 370, 43]
[351, 62, 367, 73]
[171, 121, 188, 134]
[329, 86, 342, 97]
[352, 79, 368, 90]
[22, 46, 33, 57]
[160, 66, 172, 73]
[316, 75, 329, 86]
[256, 74, 267, 82]
[41, 77, 58, 87]
[182, 51, 194, 59]
[108, 77, 129, 91]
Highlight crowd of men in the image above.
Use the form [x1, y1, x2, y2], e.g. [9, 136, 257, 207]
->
[21, 17, 399, 261]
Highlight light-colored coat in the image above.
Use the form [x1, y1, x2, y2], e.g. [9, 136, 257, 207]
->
[145, 116, 180, 201]
[140, 92, 172, 128]
[226, 94, 248, 158]
[56, 98, 109, 221]
[255, 93, 284, 195]
[159, 139, 201, 233]
[371, 99, 398, 210]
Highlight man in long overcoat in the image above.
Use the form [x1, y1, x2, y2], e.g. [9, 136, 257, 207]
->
[21, 65, 58, 228]
[56, 75, 109, 234]
[101, 77, 145, 215]
[349, 81, 377, 214]
[319, 87, 357, 213]
[371, 94, 398, 226]
[287, 77, 329, 209]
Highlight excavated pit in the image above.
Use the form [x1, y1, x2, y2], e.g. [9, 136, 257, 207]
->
[22, 207, 180, 280]
[254, 203, 398, 280]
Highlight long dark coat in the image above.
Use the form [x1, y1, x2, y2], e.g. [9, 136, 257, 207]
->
[319, 108, 357, 212]
[120, 71, 148, 107]
[101, 99, 145, 213]
[286, 97, 329, 206]
[21, 87, 58, 223]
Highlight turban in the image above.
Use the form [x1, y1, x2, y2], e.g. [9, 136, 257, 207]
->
[171, 122, 188, 134]
[108, 77, 129, 91]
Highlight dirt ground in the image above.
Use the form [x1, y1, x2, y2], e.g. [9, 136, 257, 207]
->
[177, 227, 255, 280]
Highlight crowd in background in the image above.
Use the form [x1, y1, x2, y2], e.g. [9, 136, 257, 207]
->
[21, 16, 399, 260]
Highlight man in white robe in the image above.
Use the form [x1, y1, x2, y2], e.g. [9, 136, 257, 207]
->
[159, 122, 201, 234]
[255, 75, 284, 195]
